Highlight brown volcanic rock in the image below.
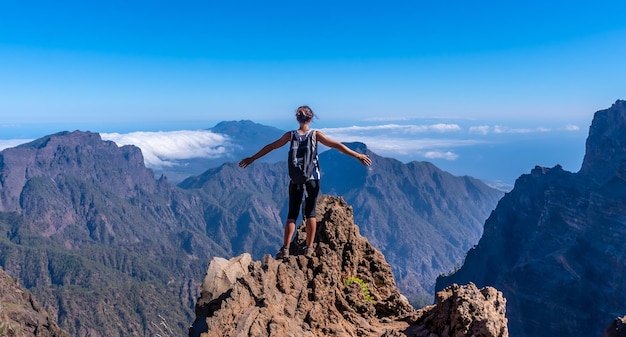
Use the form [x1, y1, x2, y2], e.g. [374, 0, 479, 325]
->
[406, 283, 508, 337]
[190, 195, 508, 337]
[0, 267, 69, 337]
[190, 195, 413, 337]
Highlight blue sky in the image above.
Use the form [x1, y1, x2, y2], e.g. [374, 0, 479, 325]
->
[1, 1, 625, 186]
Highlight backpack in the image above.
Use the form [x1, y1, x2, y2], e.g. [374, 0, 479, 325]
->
[288, 129, 318, 185]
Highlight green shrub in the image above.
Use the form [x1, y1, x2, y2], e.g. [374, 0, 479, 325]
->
[343, 276, 375, 303]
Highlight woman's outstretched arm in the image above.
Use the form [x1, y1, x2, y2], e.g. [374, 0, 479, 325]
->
[239, 131, 291, 168]
[316, 130, 372, 166]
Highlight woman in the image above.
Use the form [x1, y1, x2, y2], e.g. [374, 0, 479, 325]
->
[239, 105, 372, 258]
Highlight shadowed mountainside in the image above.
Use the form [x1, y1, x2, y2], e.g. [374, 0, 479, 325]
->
[437, 100, 626, 337]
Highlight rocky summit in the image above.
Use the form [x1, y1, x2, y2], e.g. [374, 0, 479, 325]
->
[190, 195, 508, 337]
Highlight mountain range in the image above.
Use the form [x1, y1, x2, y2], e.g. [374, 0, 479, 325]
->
[2, 100, 626, 336]
[437, 99, 626, 337]
[0, 124, 501, 336]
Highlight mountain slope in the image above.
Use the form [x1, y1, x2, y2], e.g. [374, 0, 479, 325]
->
[436, 100, 626, 337]
[0, 131, 227, 336]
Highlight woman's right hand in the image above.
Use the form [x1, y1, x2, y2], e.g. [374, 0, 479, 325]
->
[239, 157, 255, 168]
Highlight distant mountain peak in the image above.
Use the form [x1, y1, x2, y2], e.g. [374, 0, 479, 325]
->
[16, 130, 104, 150]
[343, 141, 368, 153]
[210, 120, 285, 137]
[580, 99, 626, 183]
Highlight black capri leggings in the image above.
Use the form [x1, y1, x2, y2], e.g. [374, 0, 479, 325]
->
[287, 179, 320, 221]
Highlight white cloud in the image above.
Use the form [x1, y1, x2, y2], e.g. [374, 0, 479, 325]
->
[101, 130, 233, 168]
[469, 125, 490, 135]
[318, 128, 484, 160]
[492, 125, 551, 134]
[423, 151, 459, 160]
[0, 139, 32, 151]
[470, 123, 581, 135]
[320, 123, 461, 135]
[363, 116, 417, 122]
[363, 115, 477, 122]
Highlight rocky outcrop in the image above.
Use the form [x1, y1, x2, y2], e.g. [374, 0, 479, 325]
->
[190, 195, 508, 337]
[406, 283, 508, 337]
[436, 100, 626, 337]
[0, 267, 69, 337]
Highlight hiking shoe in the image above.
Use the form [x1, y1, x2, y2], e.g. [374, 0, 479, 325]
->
[304, 246, 315, 257]
[275, 246, 289, 259]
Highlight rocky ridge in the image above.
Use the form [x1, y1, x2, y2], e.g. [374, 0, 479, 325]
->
[190, 195, 508, 337]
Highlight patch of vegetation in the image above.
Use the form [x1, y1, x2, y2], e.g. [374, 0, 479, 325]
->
[343, 276, 375, 303]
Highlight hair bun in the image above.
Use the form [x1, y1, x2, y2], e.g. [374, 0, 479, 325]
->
[296, 106, 314, 122]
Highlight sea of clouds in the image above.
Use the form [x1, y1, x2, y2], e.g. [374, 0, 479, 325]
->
[0, 121, 584, 188]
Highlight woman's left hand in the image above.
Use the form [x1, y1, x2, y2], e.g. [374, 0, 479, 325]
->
[359, 154, 372, 166]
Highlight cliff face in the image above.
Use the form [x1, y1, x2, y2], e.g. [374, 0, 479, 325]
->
[437, 100, 626, 337]
[0, 267, 69, 337]
[190, 195, 508, 337]
[580, 100, 626, 183]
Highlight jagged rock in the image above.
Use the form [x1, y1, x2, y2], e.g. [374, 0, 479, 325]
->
[605, 317, 626, 337]
[405, 282, 508, 337]
[200, 253, 252, 302]
[190, 195, 508, 337]
[0, 267, 69, 337]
